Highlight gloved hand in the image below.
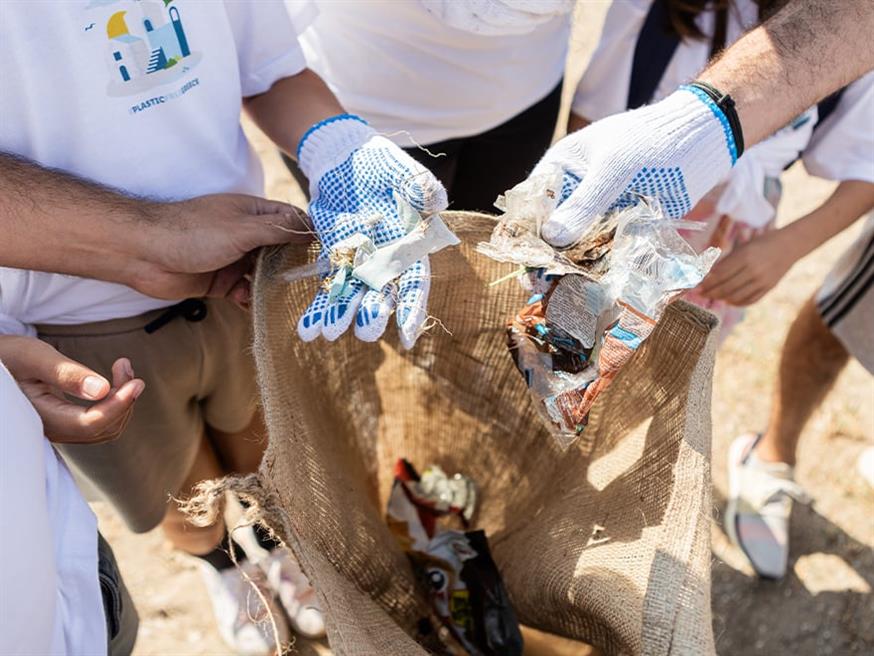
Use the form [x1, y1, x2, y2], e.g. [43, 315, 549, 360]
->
[532, 85, 741, 247]
[296, 114, 448, 349]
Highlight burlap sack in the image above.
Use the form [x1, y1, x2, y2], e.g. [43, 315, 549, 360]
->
[248, 212, 718, 655]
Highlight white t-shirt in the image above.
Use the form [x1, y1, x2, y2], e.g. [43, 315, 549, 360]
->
[803, 72, 874, 184]
[292, 0, 571, 146]
[0, 362, 106, 655]
[571, 0, 759, 119]
[0, 0, 307, 334]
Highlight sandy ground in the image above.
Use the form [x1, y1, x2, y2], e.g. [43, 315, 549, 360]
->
[97, 3, 873, 654]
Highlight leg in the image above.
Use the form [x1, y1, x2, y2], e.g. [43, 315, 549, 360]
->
[161, 431, 227, 555]
[756, 296, 850, 465]
[206, 410, 276, 559]
[196, 301, 325, 639]
[206, 411, 326, 639]
[207, 410, 269, 476]
[726, 225, 871, 578]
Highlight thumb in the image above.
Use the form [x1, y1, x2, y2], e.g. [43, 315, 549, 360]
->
[240, 205, 314, 250]
[30, 343, 111, 401]
[205, 254, 251, 300]
[246, 196, 303, 217]
[390, 149, 448, 215]
[406, 168, 448, 215]
[541, 175, 618, 247]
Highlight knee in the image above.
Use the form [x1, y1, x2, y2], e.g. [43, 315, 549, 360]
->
[161, 504, 226, 555]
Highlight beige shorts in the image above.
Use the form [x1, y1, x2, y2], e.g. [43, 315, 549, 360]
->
[38, 299, 257, 533]
[816, 214, 874, 374]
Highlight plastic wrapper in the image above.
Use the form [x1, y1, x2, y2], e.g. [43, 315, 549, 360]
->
[387, 459, 523, 656]
[483, 174, 719, 448]
[478, 169, 618, 279]
[280, 197, 459, 293]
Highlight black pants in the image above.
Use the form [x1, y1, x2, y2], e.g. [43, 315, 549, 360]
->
[283, 81, 562, 213]
[98, 532, 139, 655]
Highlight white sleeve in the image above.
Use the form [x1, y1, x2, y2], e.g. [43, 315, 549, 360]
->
[0, 363, 104, 656]
[802, 72, 874, 184]
[223, 0, 311, 97]
[715, 107, 817, 229]
[570, 0, 652, 121]
[284, 0, 319, 29]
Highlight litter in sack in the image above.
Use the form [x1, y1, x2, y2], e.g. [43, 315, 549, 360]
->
[387, 459, 523, 656]
[481, 171, 720, 448]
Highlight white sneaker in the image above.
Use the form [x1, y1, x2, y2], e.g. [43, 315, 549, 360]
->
[261, 548, 326, 639]
[199, 559, 291, 656]
[725, 433, 810, 579]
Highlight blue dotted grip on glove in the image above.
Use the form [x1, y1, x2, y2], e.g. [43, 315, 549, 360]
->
[559, 163, 692, 218]
[296, 114, 447, 348]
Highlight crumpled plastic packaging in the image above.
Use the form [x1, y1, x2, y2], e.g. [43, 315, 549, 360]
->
[482, 171, 719, 448]
[478, 168, 620, 280]
[387, 459, 523, 656]
[281, 197, 459, 294]
[418, 464, 478, 522]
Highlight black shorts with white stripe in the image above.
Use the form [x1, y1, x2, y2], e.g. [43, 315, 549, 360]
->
[818, 230, 874, 329]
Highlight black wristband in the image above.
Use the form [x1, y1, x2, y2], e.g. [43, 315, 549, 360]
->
[688, 81, 745, 158]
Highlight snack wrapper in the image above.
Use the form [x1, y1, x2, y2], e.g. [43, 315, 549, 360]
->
[483, 172, 719, 448]
[387, 459, 523, 656]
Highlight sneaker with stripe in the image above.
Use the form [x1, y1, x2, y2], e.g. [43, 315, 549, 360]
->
[725, 433, 811, 579]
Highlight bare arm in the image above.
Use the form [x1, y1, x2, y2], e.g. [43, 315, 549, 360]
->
[700, 0, 874, 145]
[0, 154, 310, 301]
[775, 180, 874, 259]
[699, 180, 874, 305]
[1, 153, 161, 285]
[243, 68, 345, 159]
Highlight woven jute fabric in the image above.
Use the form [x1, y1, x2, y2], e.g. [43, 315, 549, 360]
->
[249, 212, 718, 655]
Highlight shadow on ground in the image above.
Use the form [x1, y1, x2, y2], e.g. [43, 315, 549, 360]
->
[710, 491, 874, 655]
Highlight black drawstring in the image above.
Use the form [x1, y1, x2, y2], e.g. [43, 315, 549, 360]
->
[144, 298, 208, 334]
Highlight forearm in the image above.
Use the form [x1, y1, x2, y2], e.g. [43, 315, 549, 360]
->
[700, 0, 874, 145]
[243, 69, 345, 158]
[778, 180, 874, 259]
[0, 153, 160, 284]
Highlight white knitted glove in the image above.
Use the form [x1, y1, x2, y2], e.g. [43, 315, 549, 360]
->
[533, 85, 741, 247]
[296, 114, 448, 348]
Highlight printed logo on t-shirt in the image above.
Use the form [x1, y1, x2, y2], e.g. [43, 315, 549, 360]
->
[86, 0, 202, 113]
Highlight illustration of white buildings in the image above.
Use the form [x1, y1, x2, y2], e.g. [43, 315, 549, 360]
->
[109, 34, 150, 82]
[104, 1, 196, 94]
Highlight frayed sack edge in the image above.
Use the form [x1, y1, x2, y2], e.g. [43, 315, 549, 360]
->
[178, 474, 300, 656]
[179, 473, 285, 538]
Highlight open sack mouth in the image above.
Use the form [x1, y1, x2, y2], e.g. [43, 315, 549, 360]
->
[233, 208, 720, 655]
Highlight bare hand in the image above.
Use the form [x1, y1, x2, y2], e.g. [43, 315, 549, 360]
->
[696, 230, 800, 306]
[0, 336, 144, 444]
[132, 194, 313, 304]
